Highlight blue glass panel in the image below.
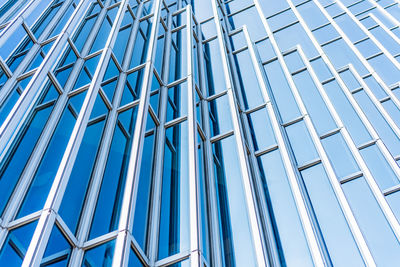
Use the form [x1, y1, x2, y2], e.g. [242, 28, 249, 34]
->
[59, 120, 105, 233]
[158, 121, 190, 259]
[323, 80, 372, 146]
[285, 121, 319, 166]
[359, 144, 399, 190]
[89, 107, 137, 239]
[127, 247, 144, 267]
[247, 108, 276, 151]
[233, 50, 264, 110]
[257, 150, 314, 266]
[342, 178, 400, 265]
[203, 39, 227, 96]
[0, 220, 38, 266]
[166, 82, 188, 122]
[73, 15, 97, 52]
[292, 70, 337, 135]
[212, 136, 256, 266]
[354, 90, 400, 156]
[263, 60, 301, 123]
[321, 132, 360, 179]
[114, 25, 132, 65]
[0, 105, 53, 215]
[322, 39, 368, 76]
[82, 240, 115, 267]
[301, 164, 364, 266]
[208, 94, 233, 137]
[229, 7, 266, 41]
[41, 224, 71, 266]
[132, 133, 154, 250]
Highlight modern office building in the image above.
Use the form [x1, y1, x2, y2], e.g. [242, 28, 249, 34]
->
[1, 0, 400, 266]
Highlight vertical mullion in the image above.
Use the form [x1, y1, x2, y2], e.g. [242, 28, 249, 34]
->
[210, 1, 266, 266]
[112, 0, 163, 266]
[186, 5, 200, 267]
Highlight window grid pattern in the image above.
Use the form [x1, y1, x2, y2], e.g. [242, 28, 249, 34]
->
[0, 0, 400, 266]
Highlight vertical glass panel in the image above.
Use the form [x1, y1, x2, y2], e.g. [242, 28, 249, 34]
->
[367, 54, 400, 86]
[323, 80, 372, 146]
[284, 51, 305, 74]
[285, 121, 319, 166]
[247, 108, 276, 151]
[41, 224, 72, 266]
[158, 121, 190, 259]
[130, 19, 150, 69]
[321, 133, 360, 179]
[203, 39, 227, 96]
[233, 50, 264, 110]
[300, 164, 364, 266]
[212, 136, 256, 267]
[132, 133, 155, 251]
[342, 178, 400, 265]
[0, 221, 38, 266]
[208, 94, 233, 137]
[263, 60, 301, 123]
[255, 38, 275, 63]
[168, 27, 187, 83]
[292, 70, 337, 135]
[309, 57, 332, 82]
[89, 106, 137, 239]
[257, 150, 313, 266]
[58, 119, 105, 234]
[82, 240, 115, 267]
[166, 82, 188, 122]
[359, 144, 399, 190]
[353, 90, 400, 157]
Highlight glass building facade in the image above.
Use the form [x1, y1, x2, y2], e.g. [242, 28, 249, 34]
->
[0, 0, 400, 266]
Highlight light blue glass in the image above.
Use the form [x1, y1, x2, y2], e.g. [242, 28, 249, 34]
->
[208, 94, 233, 137]
[263, 60, 301, 123]
[213, 136, 257, 267]
[342, 177, 400, 265]
[285, 120, 319, 166]
[247, 108, 276, 151]
[323, 80, 372, 147]
[301, 164, 364, 267]
[321, 132, 360, 179]
[257, 150, 313, 266]
[233, 50, 264, 110]
[353, 90, 400, 156]
[359, 144, 399, 190]
[292, 70, 337, 135]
